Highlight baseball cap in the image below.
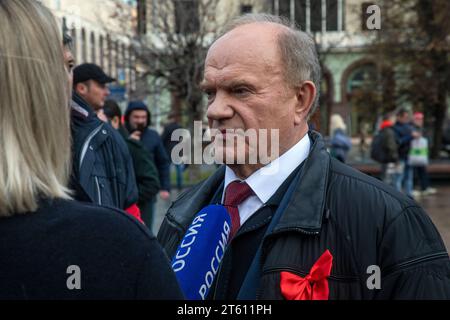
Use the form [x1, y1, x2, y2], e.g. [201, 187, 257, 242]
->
[73, 63, 116, 86]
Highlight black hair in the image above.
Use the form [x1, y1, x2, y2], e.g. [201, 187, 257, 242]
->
[396, 108, 409, 117]
[104, 100, 122, 120]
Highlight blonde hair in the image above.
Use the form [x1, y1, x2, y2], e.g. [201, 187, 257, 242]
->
[0, 0, 72, 216]
[330, 114, 347, 135]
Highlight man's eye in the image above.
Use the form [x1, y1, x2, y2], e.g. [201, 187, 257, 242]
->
[232, 87, 250, 96]
[205, 90, 216, 101]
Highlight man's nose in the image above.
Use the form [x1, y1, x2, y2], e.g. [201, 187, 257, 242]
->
[206, 92, 234, 122]
[105, 87, 110, 96]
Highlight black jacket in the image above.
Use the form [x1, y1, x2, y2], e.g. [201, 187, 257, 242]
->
[124, 106, 171, 192]
[392, 122, 414, 160]
[158, 131, 450, 300]
[70, 93, 138, 209]
[0, 198, 183, 299]
[118, 126, 160, 204]
[140, 128, 172, 192]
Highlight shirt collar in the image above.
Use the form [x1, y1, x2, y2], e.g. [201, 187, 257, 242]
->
[223, 133, 311, 204]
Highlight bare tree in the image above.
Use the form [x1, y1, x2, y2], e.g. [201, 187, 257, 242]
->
[365, 0, 450, 158]
[130, 0, 234, 126]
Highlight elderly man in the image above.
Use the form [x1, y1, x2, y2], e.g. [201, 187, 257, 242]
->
[158, 14, 450, 300]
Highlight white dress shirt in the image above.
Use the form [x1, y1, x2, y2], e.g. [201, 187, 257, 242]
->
[222, 133, 311, 226]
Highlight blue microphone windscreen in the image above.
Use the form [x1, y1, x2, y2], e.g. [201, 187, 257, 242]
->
[171, 205, 231, 300]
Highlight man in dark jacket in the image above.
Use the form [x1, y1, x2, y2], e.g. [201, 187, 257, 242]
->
[392, 109, 420, 198]
[103, 100, 161, 228]
[124, 101, 171, 229]
[157, 14, 450, 300]
[373, 113, 399, 187]
[70, 62, 138, 210]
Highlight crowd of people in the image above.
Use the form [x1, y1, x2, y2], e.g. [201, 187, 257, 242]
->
[1, 0, 449, 300]
[371, 109, 437, 199]
[328, 109, 437, 200]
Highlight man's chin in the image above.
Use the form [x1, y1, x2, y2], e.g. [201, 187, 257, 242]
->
[214, 146, 254, 166]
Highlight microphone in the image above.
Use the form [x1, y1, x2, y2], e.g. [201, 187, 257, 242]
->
[171, 205, 231, 300]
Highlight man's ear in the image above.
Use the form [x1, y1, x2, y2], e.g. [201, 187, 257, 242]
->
[294, 81, 316, 125]
[112, 116, 121, 128]
[75, 82, 89, 96]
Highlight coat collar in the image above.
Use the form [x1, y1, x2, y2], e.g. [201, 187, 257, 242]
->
[166, 131, 331, 234]
[71, 92, 97, 120]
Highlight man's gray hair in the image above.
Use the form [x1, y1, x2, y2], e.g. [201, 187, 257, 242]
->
[220, 13, 321, 117]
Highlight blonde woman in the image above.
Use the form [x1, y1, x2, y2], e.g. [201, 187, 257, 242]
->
[329, 114, 352, 163]
[0, 0, 182, 299]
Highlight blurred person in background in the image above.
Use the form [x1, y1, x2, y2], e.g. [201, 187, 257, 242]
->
[103, 100, 161, 228]
[161, 112, 186, 190]
[374, 113, 403, 188]
[410, 112, 436, 197]
[329, 114, 352, 163]
[392, 109, 420, 198]
[124, 101, 171, 230]
[0, 0, 182, 299]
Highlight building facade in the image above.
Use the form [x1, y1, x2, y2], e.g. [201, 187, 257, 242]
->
[42, 0, 138, 102]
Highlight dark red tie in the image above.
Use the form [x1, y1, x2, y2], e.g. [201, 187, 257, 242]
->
[223, 181, 254, 240]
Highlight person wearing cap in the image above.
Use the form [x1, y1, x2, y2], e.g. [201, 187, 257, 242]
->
[69, 61, 139, 211]
[124, 101, 171, 230]
[73, 63, 115, 112]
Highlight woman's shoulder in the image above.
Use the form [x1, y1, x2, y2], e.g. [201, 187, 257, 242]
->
[37, 198, 155, 241]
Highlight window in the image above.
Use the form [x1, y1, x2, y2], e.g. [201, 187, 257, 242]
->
[81, 28, 87, 62]
[128, 46, 135, 91]
[107, 34, 112, 76]
[137, 0, 147, 35]
[115, 41, 120, 79]
[122, 44, 127, 85]
[90, 32, 96, 63]
[174, 0, 199, 34]
[310, 0, 322, 32]
[240, 5, 253, 14]
[326, 0, 338, 31]
[295, 0, 307, 29]
[272, 0, 344, 32]
[99, 35, 104, 69]
[278, 0, 291, 19]
[70, 28, 77, 61]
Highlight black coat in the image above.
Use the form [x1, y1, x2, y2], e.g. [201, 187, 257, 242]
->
[392, 122, 414, 160]
[70, 93, 138, 209]
[118, 126, 160, 204]
[0, 198, 183, 299]
[158, 131, 450, 300]
[139, 128, 171, 192]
